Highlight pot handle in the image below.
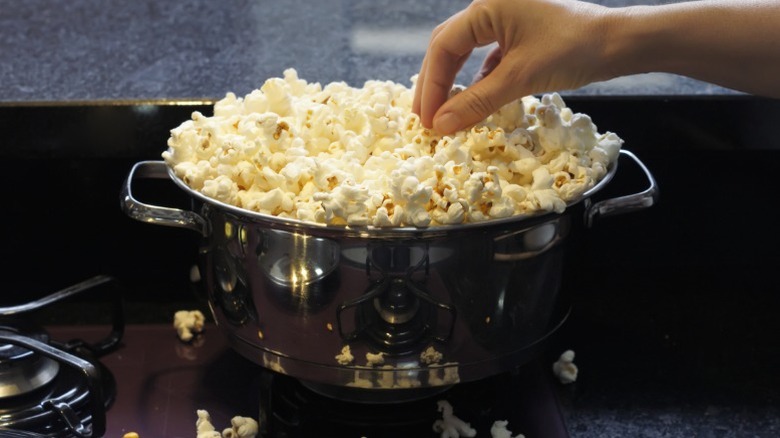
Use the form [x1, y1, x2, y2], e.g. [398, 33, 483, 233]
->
[121, 160, 209, 236]
[585, 149, 659, 227]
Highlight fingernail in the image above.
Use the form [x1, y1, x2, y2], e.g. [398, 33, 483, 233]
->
[434, 112, 461, 134]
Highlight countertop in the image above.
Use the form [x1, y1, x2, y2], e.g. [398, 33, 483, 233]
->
[0, 0, 738, 104]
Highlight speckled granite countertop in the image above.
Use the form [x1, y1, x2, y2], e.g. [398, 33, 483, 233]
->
[0, 0, 737, 104]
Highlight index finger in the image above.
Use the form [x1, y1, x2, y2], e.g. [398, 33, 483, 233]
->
[415, 7, 498, 129]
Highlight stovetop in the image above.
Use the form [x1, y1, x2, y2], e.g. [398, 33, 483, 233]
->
[0, 272, 572, 437]
[47, 323, 568, 438]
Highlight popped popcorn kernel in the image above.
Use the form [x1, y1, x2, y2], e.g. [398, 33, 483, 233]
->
[432, 400, 476, 438]
[196, 410, 259, 438]
[420, 346, 444, 365]
[335, 345, 354, 365]
[552, 349, 579, 384]
[490, 420, 525, 438]
[173, 310, 205, 343]
[366, 351, 386, 366]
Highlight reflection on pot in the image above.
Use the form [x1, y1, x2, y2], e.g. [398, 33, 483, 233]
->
[258, 230, 340, 286]
[257, 229, 341, 313]
[444, 217, 571, 351]
[336, 243, 457, 356]
[206, 218, 257, 326]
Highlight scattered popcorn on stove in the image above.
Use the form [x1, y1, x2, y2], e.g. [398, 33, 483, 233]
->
[432, 400, 476, 438]
[365, 351, 386, 366]
[196, 410, 259, 438]
[420, 346, 443, 365]
[335, 345, 354, 365]
[196, 410, 222, 438]
[490, 420, 525, 438]
[222, 415, 260, 438]
[552, 349, 579, 384]
[173, 310, 205, 342]
[163, 69, 621, 228]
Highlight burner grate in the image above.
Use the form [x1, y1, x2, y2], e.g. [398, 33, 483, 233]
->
[0, 275, 124, 438]
[0, 357, 115, 436]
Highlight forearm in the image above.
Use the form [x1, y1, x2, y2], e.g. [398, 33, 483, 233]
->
[602, 0, 780, 97]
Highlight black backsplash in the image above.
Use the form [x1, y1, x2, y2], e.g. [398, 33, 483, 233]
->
[2, 96, 779, 311]
[0, 103, 210, 306]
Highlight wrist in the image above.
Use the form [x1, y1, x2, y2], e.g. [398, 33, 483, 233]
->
[594, 6, 657, 81]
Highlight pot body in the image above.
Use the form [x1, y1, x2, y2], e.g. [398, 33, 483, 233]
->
[122, 150, 657, 398]
[202, 206, 576, 391]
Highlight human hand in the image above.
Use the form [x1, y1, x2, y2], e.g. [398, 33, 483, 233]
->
[412, 0, 613, 134]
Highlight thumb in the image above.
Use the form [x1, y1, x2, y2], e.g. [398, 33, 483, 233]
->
[432, 62, 519, 135]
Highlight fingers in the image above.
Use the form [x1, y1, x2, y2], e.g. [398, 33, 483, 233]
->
[419, 49, 471, 129]
[414, 7, 496, 129]
[411, 55, 427, 117]
[412, 16, 455, 122]
[433, 58, 522, 135]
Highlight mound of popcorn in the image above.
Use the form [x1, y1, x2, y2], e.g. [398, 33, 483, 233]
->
[162, 69, 622, 228]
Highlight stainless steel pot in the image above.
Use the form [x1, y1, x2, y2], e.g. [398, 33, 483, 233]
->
[121, 149, 657, 401]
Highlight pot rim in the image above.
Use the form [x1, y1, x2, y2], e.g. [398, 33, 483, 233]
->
[165, 158, 619, 238]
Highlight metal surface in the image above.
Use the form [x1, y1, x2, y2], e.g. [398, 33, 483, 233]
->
[585, 150, 659, 227]
[0, 332, 105, 438]
[0, 336, 60, 397]
[0, 275, 123, 437]
[121, 150, 657, 394]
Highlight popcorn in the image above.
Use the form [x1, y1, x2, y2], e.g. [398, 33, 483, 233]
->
[163, 69, 622, 228]
[432, 400, 476, 438]
[335, 345, 354, 365]
[420, 346, 443, 365]
[552, 349, 579, 384]
[490, 420, 525, 438]
[222, 416, 259, 438]
[365, 351, 386, 366]
[173, 310, 205, 342]
[196, 410, 222, 438]
[196, 410, 259, 438]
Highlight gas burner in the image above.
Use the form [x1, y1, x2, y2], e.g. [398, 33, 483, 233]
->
[0, 324, 59, 398]
[0, 338, 116, 437]
[0, 275, 124, 438]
